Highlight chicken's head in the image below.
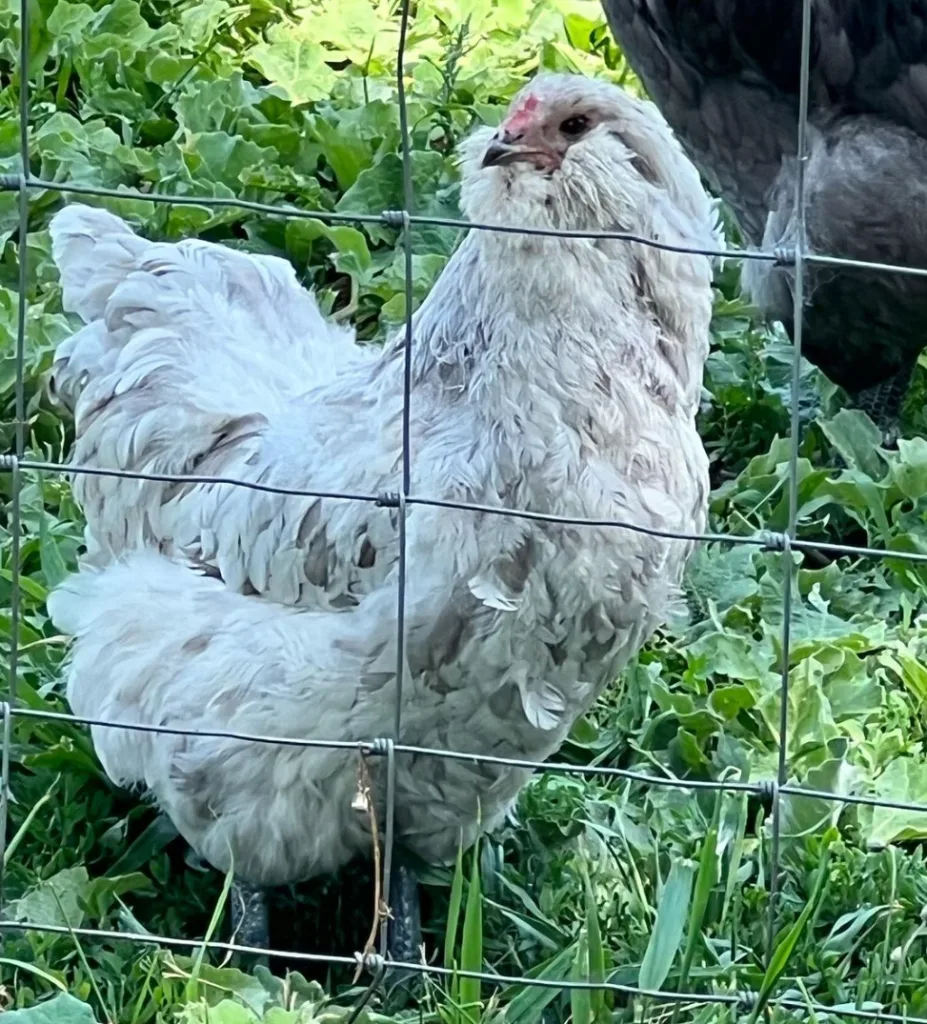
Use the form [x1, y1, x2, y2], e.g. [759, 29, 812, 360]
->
[458, 73, 709, 238]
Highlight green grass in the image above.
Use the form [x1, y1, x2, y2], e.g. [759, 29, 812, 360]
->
[5, 0, 927, 1020]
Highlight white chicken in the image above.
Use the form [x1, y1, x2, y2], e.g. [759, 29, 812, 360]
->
[47, 72, 717, 959]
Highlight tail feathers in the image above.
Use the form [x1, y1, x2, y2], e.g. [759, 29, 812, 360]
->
[51, 204, 147, 323]
[49, 202, 362, 417]
[46, 203, 374, 561]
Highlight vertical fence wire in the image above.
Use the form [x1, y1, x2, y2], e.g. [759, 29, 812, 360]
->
[765, 0, 813, 965]
[0, 0, 31, 924]
[0, 699, 11, 912]
[375, 0, 416, 972]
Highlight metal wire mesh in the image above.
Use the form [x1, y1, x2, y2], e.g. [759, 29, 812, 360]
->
[3, 0, 927, 1018]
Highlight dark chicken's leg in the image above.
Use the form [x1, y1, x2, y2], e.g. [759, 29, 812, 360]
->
[382, 859, 423, 1009]
[850, 362, 917, 450]
[387, 860, 422, 963]
[230, 879, 270, 950]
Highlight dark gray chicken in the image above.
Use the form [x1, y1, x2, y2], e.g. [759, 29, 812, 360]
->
[600, 0, 927, 443]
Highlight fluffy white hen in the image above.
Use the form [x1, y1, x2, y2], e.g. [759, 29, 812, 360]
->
[47, 72, 717, 958]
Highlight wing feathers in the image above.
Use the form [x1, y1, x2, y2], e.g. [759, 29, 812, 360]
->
[48, 203, 390, 610]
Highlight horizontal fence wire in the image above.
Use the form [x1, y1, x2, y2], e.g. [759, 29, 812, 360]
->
[8, 699, 927, 814]
[5, 454, 927, 565]
[4, 0, 927, 1017]
[5, 172, 927, 279]
[0, 918, 925, 1024]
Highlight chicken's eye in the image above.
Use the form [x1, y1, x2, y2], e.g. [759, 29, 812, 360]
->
[559, 115, 590, 137]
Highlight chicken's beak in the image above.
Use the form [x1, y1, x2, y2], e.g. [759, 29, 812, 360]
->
[481, 131, 546, 169]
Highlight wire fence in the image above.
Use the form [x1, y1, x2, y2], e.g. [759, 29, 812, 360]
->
[3, 0, 927, 1018]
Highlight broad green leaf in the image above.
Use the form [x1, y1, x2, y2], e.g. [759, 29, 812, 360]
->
[247, 32, 338, 106]
[38, 504, 69, 590]
[859, 758, 927, 847]
[0, 993, 99, 1024]
[173, 75, 264, 135]
[684, 543, 759, 615]
[81, 0, 155, 63]
[285, 218, 371, 275]
[893, 436, 927, 498]
[708, 683, 755, 720]
[83, 871, 153, 918]
[780, 757, 857, 839]
[310, 115, 377, 192]
[11, 865, 90, 928]
[196, 1001, 255, 1024]
[818, 409, 885, 480]
[178, 0, 229, 48]
[337, 154, 405, 243]
[46, 1, 95, 45]
[185, 131, 275, 190]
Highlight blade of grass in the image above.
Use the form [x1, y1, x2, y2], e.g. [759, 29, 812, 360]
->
[129, 952, 163, 1024]
[458, 836, 483, 1024]
[580, 861, 607, 1022]
[889, 919, 923, 1011]
[107, 814, 180, 877]
[720, 792, 749, 929]
[0, 958, 67, 992]
[748, 827, 835, 1024]
[3, 773, 60, 867]
[501, 943, 578, 1024]
[50, 886, 116, 1023]
[638, 858, 695, 992]
[445, 837, 465, 970]
[879, 846, 899, 1008]
[570, 931, 592, 1024]
[186, 863, 235, 1002]
[676, 790, 723, 1003]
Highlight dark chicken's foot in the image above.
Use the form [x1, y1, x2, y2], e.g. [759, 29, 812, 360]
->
[382, 861, 423, 1010]
[229, 879, 270, 951]
[877, 418, 902, 451]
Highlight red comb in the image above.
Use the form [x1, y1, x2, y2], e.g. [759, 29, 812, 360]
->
[503, 94, 540, 135]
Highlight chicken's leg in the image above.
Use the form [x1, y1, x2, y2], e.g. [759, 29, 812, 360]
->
[387, 860, 422, 963]
[381, 859, 423, 1010]
[230, 879, 270, 950]
[850, 360, 917, 450]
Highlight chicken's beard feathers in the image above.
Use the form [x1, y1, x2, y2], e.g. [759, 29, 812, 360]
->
[457, 126, 646, 239]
